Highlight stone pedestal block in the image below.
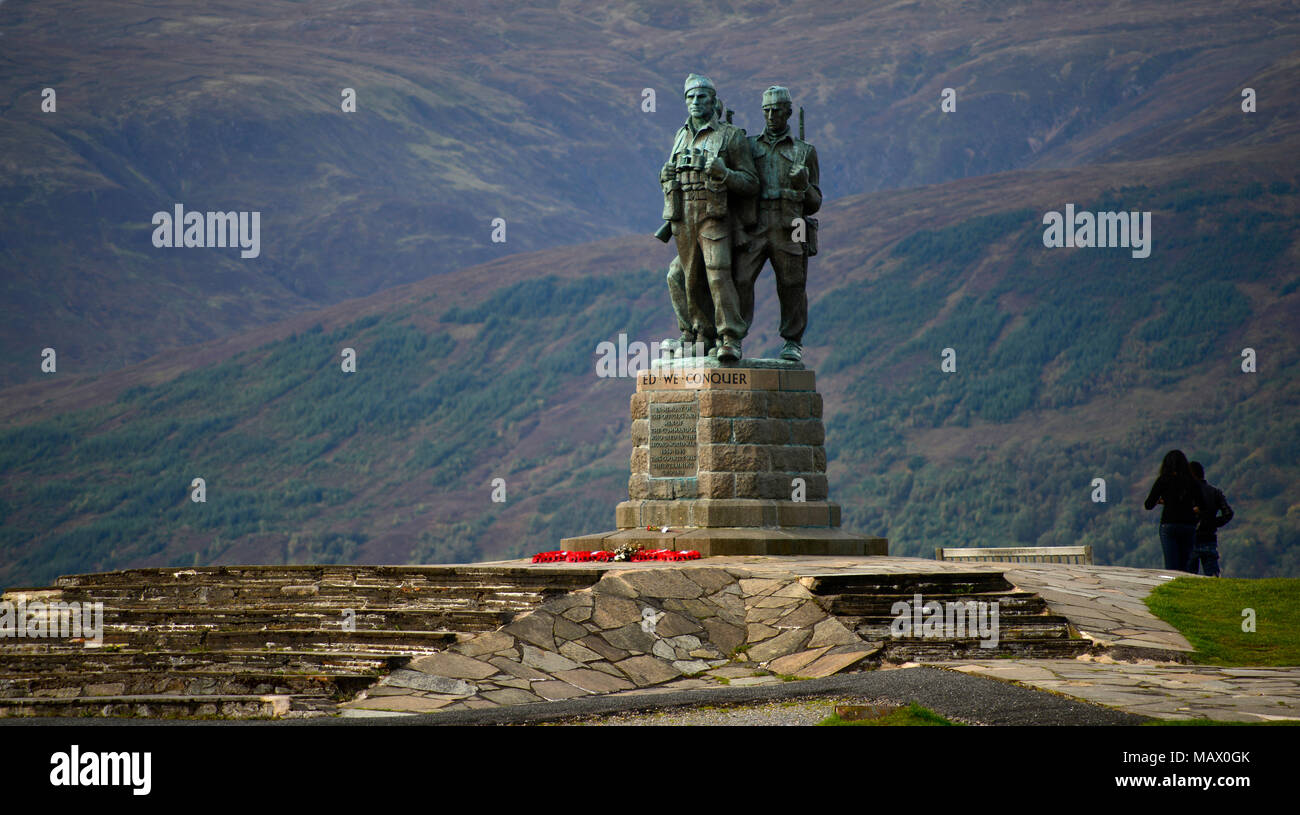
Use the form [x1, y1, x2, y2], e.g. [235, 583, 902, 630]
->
[562, 360, 887, 557]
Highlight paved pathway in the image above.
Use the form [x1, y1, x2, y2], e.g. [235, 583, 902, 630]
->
[923, 659, 1300, 722]
[339, 667, 1144, 726]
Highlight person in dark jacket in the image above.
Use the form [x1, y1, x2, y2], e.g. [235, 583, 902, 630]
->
[1188, 460, 1233, 577]
[1144, 449, 1212, 572]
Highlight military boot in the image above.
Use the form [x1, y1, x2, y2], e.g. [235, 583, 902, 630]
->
[717, 335, 742, 363]
[694, 328, 718, 359]
[661, 330, 697, 359]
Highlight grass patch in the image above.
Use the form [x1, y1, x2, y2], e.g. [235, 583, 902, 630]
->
[1145, 577, 1300, 666]
[818, 702, 961, 726]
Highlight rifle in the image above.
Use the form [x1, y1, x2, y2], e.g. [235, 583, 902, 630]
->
[796, 105, 818, 256]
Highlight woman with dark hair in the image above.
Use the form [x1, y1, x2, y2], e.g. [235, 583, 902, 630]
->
[1144, 449, 1212, 571]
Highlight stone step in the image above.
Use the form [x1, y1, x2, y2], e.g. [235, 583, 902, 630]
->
[0, 564, 607, 719]
[85, 606, 513, 633]
[881, 638, 1091, 661]
[48, 589, 573, 620]
[51, 565, 599, 591]
[823, 590, 1048, 616]
[805, 572, 1015, 595]
[53, 579, 559, 600]
[0, 694, 296, 719]
[0, 649, 405, 675]
[852, 616, 1076, 640]
[290, 696, 342, 716]
[0, 669, 378, 699]
[53, 583, 556, 608]
[0, 628, 458, 654]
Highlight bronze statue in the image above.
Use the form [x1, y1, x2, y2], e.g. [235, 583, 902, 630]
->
[659, 74, 758, 362]
[734, 85, 821, 362]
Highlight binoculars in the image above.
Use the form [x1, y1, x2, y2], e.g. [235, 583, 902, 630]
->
[675, 148, 710, 172]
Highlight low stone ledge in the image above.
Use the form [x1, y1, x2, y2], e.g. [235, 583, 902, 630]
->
[561, 527, 887, 557]
[614, 499, 844, 529]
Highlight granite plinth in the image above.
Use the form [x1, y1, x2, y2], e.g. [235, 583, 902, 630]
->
[569, 365, 887, 557]
[616, 498, 840, 529]
[559, 528, 889, 557]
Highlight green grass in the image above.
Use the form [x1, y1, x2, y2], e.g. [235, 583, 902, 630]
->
[1145, 577, 1300, 666]
[818, 702, 961, 726]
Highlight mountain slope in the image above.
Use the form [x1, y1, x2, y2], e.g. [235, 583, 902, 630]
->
[3, 0, 1298, 386]
[3, 139, 1297, 587]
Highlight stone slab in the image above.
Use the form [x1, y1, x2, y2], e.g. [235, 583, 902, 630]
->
[560, 527, 887, 557]
[406, 651, 498, 680]
[766, 647, 832, 676]
[342, 695, 456, 713]
[639, 368, 781, 391]
[615, 499, 841, 529]
[637, 365, 814, 393]
[552, 668, 637, 694]
[380, 669, 477, 696]
[531, 680, 589, 701]
[615, 655, 682, 687]
[797, 650, 871, 678]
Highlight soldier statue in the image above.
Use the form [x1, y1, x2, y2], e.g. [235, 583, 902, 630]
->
[658, 74, 758, 363]
[662, 95, 735, 358]
[734, 85, 821, 362]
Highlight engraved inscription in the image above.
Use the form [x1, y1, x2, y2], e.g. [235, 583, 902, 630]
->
[649, 400, 698, 477]
[641, 370, 749, 387]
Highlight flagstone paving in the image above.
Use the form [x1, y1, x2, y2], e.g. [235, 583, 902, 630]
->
[339, 564, 880, 715]
[922, 659, 1300, 722]
[501, 555, 1195, 656]
[4, 556, 1279, 722]
[342, 555, 1218, 717]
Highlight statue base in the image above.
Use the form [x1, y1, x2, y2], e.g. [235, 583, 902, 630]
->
[559, 361, 888, 557]
[560, 526, 886, 557]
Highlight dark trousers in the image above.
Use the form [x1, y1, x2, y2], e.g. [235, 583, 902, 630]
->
[666, 256, 692, 334]
[1159, 523, 1197, 572]
[672, 208, 743, 342]
[1189, 541, 1221, 577]
[734, 208, 808, 344]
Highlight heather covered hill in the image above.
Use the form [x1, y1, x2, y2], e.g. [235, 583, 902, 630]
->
[2, 138, 1297, 587]
[3, 0, 1298, 386]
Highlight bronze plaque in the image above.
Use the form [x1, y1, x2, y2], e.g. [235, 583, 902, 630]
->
[649, 400, 698, 477]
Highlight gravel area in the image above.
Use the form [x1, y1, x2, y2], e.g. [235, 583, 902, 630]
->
[554, 695, 973, 726]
